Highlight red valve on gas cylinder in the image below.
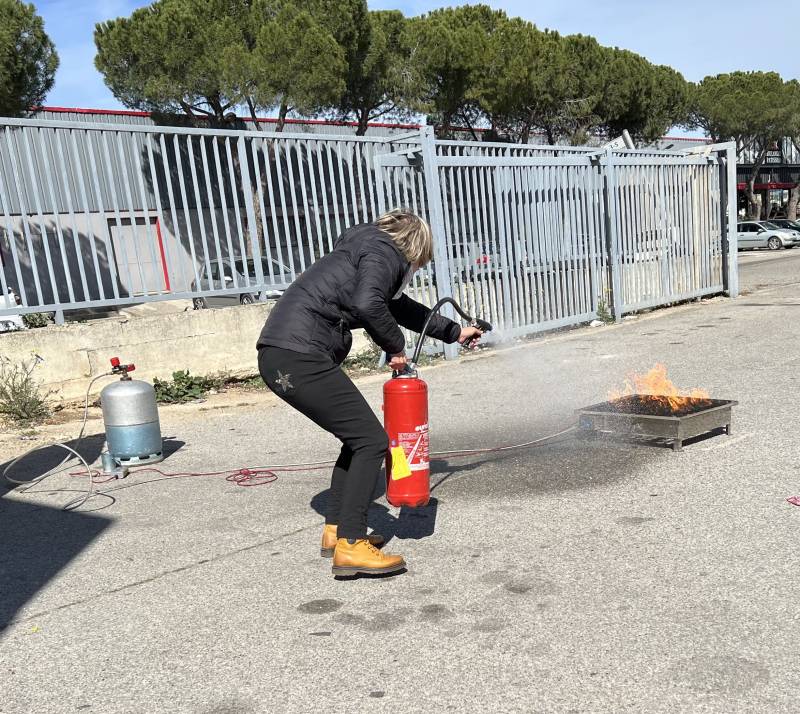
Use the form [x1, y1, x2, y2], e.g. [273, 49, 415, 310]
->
[383, 365, 430, 508]
[110, 357, 135, 378]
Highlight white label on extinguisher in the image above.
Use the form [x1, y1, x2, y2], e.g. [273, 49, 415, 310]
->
[397, 424, 429, 471]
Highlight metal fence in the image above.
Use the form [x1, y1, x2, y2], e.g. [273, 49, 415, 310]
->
[0, 117, 737, 355]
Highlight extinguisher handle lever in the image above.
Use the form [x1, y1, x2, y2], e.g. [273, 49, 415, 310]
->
[392, 364, 417, 379]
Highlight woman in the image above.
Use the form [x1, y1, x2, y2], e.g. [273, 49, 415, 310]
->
[257, 209, 482, 577]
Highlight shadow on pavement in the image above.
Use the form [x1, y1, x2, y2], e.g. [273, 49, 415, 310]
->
[311, 489, 442, 547]
[309, 457, 499, 546]
[0, 497, 113, 634]
[0, 433, 188, 633]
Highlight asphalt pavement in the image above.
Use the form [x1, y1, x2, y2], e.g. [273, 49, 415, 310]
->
[2, 247, 800, 713]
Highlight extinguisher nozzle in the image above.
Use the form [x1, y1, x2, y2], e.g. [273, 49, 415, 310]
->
[474, 318, 492, 333]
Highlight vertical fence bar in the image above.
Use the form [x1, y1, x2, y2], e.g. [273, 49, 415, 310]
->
[114, 131, 148, 296]
[0, 139, 26, 304]
[250, 141, 275, 283]
[199, 137, 225, 285]
[273, 142, 299, 277]
[334, 143, 351, 229]
[130, 132, 165, 295]
[237, 135, 264, 289]
[224, 137, 250, 283]
[200, 136, 225, 289]
[532, 166, 553, 323]
[294, 139, 316, 263]
[175, 134, 203, 292]
[602, 149, 623, 321]
[545, 165, 564, 321]
[304, 141, 324, 259]
[20, 127, 61, 304]
[509, 167, 530, 325]
[325, 143, 342, 238]
[100, 130, 135, 297]
[4, 127, 44, 305]
[519, 165, 542, 323]
[86, 130, 119, 300]
[476, 165, 499, 326]
[354, 143, 369, 222]
[250, 139, 276, 283]
[284, 140, 308, 271]
[721, 147, 738, 297]
[159, 133, 189, 293]
[493, 167, 515, 330]
[418, 126, 457, 359]
[265, 139, 294, 278]
[473, 165, 494, 324]
[317, 141, 336, 251]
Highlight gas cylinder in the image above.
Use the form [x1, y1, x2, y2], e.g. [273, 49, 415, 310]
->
[383, 368, 430, 508]
[100, 358, 163, 467]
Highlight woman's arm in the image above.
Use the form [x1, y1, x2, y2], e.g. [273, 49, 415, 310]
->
[350, 253, 407, 355]
[388, 294, 461, 343]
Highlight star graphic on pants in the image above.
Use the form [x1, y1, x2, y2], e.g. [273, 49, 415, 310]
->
[275, 370, 293, 393]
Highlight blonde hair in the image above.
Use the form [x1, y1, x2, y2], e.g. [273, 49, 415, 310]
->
[375, 209, 433, 266]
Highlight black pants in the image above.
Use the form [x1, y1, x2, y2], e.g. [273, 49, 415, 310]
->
[258, 345, 388, 540]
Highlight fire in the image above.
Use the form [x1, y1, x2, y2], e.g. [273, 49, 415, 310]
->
[609, 364, 711, 413]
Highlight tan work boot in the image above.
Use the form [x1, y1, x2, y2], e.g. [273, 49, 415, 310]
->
[331, 538, 406, 576]
[320, 524, 384, 558]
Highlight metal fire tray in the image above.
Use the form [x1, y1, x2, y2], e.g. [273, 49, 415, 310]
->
[576, 396, 738, 451]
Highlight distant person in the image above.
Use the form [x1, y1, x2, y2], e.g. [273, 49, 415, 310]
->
[257, 209, 482, 577]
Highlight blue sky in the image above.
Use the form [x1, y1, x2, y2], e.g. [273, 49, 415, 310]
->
[38, 0, 800, 128]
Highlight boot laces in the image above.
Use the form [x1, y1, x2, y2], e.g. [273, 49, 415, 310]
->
[362, 539, 381, 556]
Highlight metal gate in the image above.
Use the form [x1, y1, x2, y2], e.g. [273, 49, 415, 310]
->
[374, 130, 737, 355]
[608, 153, 728, 312]
[1, 117, 737, 349]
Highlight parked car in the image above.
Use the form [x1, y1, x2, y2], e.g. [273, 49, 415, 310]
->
[191, 257, 294, 309]
[736, 221, 800, 250]
[764, 218, 800, 235]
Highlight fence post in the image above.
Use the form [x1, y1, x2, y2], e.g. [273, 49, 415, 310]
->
[721, 146, 739, 298]
[418, 126, 458, 360]
[602, 148, 623, 322]
[372, 153, 388, 216]
[237, 135, 264, 290]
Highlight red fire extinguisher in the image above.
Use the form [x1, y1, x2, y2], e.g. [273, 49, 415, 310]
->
[384, 366, 430, 508]
[382, 298, 492, 508]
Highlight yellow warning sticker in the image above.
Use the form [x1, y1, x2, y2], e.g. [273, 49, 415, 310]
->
[390, 446, 412, 480]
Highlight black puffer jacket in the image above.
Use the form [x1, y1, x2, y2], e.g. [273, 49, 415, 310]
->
[256, 223, 460, 363]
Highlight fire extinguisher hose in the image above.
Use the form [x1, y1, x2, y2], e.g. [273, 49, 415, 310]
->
[412, 297, 493, 365]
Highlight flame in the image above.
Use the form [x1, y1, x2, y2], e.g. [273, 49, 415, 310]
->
[609, 364, 711, 413]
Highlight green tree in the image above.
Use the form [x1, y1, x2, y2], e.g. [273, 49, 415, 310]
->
[476, 23, 614, 145]
[690, 72, 800, 218]
[245, 1, 346, 131]
[0, 0, 58, 117]
[474, 18, 567, 144]
[95, 0, 345, 129]
[95, 0, 250, 123]
[296, 0, 415, 134]
[408, 4, 507, 139]
[599, 48, 689, 143]
[542, 34, 608, 145]
[333, 10, 414, 135]
[475, 26, 688, 146]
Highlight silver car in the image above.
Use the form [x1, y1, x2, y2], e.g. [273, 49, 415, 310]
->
[191, 257, 294, 309]
[736, 221, 800, 250]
